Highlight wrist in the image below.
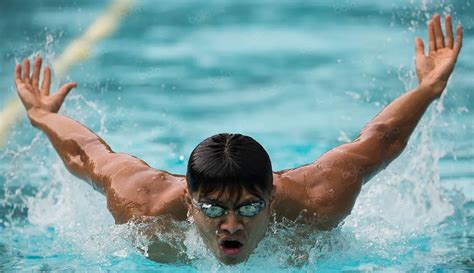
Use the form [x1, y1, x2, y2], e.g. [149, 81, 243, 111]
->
[27, 108, 49, 127]
[418, 80, 447, 99]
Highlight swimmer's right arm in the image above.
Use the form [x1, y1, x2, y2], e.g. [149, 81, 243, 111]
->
[14, 56, 142, 193]
[14, 56, 187, 223]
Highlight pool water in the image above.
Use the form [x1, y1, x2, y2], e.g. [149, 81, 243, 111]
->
[1, 0, 473, 271]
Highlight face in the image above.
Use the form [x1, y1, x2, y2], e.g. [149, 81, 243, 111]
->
[187, 187, 274, 265]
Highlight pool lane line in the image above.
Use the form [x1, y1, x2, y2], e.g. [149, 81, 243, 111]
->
[0, 0, 135, 148]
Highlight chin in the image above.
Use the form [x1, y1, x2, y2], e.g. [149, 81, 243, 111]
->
[219, 255, 247, 265]
[215, 248, 249, 265]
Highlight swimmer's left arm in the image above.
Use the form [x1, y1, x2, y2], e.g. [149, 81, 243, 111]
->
[274, 14, 462, 229]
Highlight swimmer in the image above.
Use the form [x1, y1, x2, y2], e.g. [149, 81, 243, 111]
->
[12, 14, 462, 265]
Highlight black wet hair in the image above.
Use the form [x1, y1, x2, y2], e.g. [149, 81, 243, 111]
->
[186, 133, 273, 202]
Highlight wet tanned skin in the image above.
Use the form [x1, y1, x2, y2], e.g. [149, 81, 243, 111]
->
[13, 15, 462, 263]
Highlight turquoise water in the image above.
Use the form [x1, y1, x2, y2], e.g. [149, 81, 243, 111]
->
[1, 0, 473, 271]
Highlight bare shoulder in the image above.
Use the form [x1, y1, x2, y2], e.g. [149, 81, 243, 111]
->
[104, 163, 188, 224]
[273, 143, 367, 229]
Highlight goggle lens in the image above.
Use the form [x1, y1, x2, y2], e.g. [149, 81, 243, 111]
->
[196, 200, 266, 218]
[238, 204, 259, 216]
[202, 203, 226, 217]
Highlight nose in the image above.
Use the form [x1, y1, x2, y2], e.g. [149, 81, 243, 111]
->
[219, 211, 244, 234]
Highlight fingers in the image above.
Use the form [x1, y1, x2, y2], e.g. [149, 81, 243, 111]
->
[57, 82, 77, 99]
[416, 37, 425, 56]
[14, 64, 22, 85]
[428, 20, 436, 52]
[41, 66, 51, 96]
[454, 25, 463, 56]
[22, 59, 31, 83]
[53, 82, 77, 112]
[445, 16, 454, 48]
[16, 56, 69, 98]
[32, 56, 42, 88]
[433, 15, 445, 49]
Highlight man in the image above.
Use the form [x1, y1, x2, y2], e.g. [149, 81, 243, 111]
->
[13, 14, 462, 265]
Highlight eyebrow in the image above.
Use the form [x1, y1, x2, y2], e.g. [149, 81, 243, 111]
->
[200, 198, 261, 208]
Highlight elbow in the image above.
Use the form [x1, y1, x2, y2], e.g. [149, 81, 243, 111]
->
[376, 122, 407, 157]
[61, 139, 85, 169]
[364, 122, 404, 147]
[386, 139, 407, 162]
[374, 124, 407, 163]
[61, 138, 95, 179]
[359, 122, 408, 165]
[361, 122, 396, 141]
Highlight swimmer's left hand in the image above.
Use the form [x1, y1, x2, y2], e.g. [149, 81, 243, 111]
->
[14, 56, 77, 116]
[415, 14, 462, 98]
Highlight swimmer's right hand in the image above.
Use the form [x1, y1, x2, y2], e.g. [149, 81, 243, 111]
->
[14, 56, 77, 117]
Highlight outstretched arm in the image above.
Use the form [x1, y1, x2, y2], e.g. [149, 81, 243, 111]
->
[14, 56, 186, 223]
[274, 14, 462, 228]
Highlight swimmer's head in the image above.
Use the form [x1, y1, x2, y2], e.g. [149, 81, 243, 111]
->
[185, 133, 274, 265]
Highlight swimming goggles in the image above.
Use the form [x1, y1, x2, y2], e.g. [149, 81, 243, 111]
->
[192, 199, 266, 218]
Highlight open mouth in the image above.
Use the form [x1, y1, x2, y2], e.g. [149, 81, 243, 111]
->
[219, 240, 244, 256]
